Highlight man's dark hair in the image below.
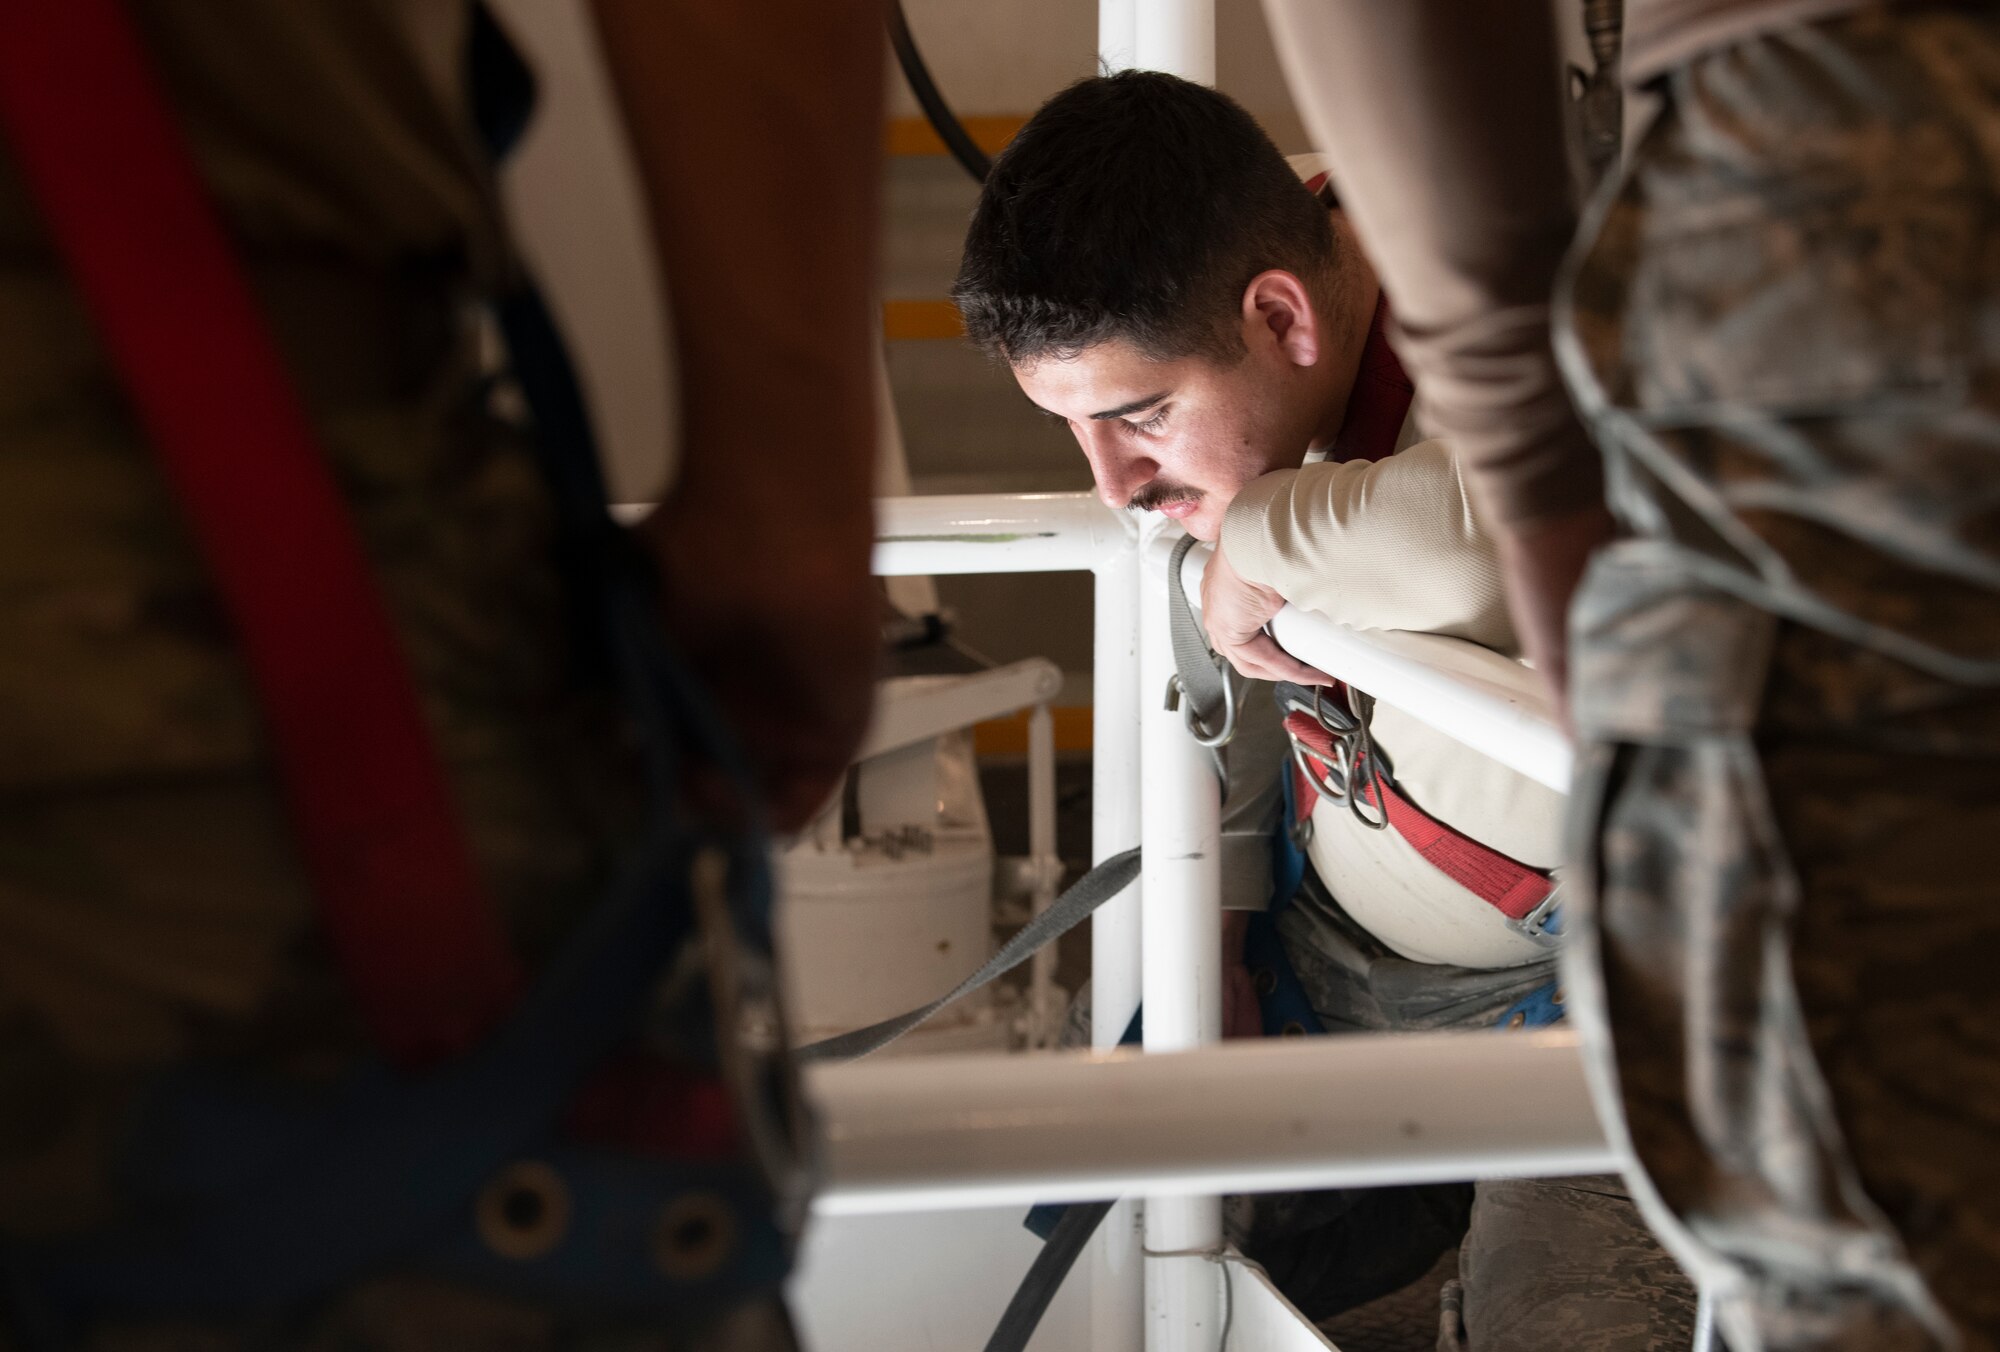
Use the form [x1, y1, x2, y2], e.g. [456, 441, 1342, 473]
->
[952, 72, 1335, 367]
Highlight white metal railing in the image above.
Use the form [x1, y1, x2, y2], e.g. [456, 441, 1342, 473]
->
[808, 1030, 1611, 1216]
[833, 490, 1608, 1351]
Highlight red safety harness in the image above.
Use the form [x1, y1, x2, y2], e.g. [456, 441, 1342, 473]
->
[0, 0, 518, 1066]
[1282, 699, 1559, 932]
[1254, 254, 1559, 937]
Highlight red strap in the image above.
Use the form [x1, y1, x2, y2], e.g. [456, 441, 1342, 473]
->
[1284, 709, 1552, 923]
[0, 0, 520, 1065]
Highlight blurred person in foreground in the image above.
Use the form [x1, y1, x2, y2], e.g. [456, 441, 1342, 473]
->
[0, 1, 883, 1346]
[1249, 1, 2000, 1347]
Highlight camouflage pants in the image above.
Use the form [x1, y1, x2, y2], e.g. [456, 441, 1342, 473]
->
[1558, 8, 2000, 1349]
[0, 260, 766, 1348]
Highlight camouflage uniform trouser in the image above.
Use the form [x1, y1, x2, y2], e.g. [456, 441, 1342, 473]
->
[1558, 7, 2000, 1349]
[0, 262, 789, 1350]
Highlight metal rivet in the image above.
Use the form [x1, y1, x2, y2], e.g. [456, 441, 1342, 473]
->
[1280, 1020, 1307, 1038]
[655, 1191, 737, 1282]
[1252, 968, 1278, 997]
[1552, 987, 1565, 1007]
[1507, 1011, 1528, 1029]
[475, 1160, 570, 1261]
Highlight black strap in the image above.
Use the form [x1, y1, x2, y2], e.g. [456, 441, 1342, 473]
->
[984, 1200, 1115, 1352]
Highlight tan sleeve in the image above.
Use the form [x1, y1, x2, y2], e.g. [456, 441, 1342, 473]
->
[1219, 440, 1516, 653]
[1260, 0, 1603, 529]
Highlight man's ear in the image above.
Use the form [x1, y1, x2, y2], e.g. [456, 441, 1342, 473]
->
[1241, 270, 1321, 368]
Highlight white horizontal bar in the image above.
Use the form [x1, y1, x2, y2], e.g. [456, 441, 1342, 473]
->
[1153, 537, 1573, 794]
[858, 658, 1064, 761]
[1268, 613, 1574, 792]
[873, 492, 1135, 575]
[620, 492, 1134, 576]
[807, 1030, 1616, 1216]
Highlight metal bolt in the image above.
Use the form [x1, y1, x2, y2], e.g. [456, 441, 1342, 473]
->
[655, 1191, 738, 1282]
[475, 1160, 571, 1261]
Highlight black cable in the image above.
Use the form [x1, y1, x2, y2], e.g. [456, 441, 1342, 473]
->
[984, 1200, 1114, 1352]
[887, 0, 990, 183]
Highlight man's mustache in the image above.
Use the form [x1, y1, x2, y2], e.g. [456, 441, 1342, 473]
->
[1127, 483, 1203, 513]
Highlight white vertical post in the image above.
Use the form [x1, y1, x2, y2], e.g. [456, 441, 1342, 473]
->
[1091, 549, 1145, 1048]
[1026, 702, 1060, 1047]
[1139, 540, 1223, 1352]
[1100, 0, 1138, 73]
[1090, 546, 1145, 1352]
[1112, 0, 1216, 1328]
[1133, 0, 1215, 84]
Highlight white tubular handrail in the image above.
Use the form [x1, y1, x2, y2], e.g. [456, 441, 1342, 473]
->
[1155, 533, 1574, 794]
[808, 1030, 1614, 1216]
[873, 491, 1135, 576]
[865, 495, 1572, 793]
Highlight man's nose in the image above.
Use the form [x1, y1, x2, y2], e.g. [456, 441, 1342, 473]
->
[1077, 424, 1156, 510]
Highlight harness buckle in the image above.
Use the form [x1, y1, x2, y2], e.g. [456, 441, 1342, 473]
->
[1511, 882, 1567, 947]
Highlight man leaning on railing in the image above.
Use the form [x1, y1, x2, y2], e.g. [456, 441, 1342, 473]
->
[952, 70, 1696, 1348]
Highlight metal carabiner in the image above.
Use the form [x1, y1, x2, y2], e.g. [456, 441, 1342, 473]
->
[1309, 683, 1351, 736]
[1165, 659, 1238, 748]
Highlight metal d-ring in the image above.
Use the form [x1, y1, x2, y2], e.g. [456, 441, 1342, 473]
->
[1341, 688, 1392, 833]
[1290, 737, 1347, 807]
[1285, 683, 1392, 833]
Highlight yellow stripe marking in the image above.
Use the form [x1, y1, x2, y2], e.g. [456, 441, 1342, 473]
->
[882, 299, 964, 341]
[973, 706, 1093, 757]
[887, 115, 1026, 158]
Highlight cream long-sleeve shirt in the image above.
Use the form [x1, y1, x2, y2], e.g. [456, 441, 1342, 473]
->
[1219, 438, 1565, 969]
[1219, 439, 1516, 655]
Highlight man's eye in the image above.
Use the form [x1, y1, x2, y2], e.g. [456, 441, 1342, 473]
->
[1127, 409, 1169, 435]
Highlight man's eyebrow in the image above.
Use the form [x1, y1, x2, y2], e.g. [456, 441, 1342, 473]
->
[1089, 391, 1171, 421]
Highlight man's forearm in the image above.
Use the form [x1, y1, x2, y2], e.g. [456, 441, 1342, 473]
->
[585, 0, 889, 829]
[588, 0, 886, 540]
[1219, 443, 1514, 651]
[1258, 0, 1600, 531]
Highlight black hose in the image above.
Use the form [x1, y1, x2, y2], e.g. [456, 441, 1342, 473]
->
[888, 0, 990, 183]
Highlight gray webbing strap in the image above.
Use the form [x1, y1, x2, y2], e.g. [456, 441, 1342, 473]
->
[1166, 532, 1234, 783]
[794, 847, 1140, 1063]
